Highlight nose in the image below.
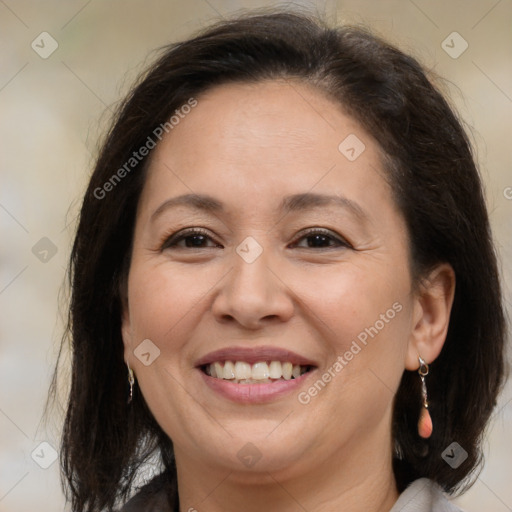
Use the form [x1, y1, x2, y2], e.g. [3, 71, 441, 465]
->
[211, 248, 294, 329]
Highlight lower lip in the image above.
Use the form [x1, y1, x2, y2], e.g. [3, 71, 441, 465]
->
[198, 369, 315, 404]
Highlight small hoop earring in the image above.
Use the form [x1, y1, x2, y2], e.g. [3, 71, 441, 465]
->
[417, 356, 433, 439]
[127, 363, 135, 404]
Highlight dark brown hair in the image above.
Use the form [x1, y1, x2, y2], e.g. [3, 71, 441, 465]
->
[51, 9, 507, 511]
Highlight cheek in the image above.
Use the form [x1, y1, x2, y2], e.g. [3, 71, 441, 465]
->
[287, 259, 412, 395]
[126, 260, 211, 345]
[288, 268, 411, 458]
[290, 261, 409, 340]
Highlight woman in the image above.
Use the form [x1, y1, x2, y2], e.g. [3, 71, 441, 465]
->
[54, 10, 507, 512]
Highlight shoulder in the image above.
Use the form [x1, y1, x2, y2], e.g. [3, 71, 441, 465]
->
[390, 478, 465, 512]
[116, 472, 176, 512]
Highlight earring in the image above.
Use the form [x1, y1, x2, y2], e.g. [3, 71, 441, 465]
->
[417, 356, 433, 439]
[127, 363, 135, 404]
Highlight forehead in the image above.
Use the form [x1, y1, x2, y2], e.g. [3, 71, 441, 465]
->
[139, 80, 392, 218]
[160, 80, 364, 157]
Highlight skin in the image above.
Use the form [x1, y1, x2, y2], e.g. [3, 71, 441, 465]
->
[122, 80, 455, 512]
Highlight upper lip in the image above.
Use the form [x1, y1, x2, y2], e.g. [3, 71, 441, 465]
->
[195, 345, 318, 367]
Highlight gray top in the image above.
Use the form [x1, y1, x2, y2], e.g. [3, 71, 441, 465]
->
[390, 478, 464, 512]
[119, 477, 464, 512]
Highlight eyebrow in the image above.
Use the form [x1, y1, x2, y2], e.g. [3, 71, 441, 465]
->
[150, 194, 223, 222]
[150, 192, 368, 223]
[281, 192, 367, 221]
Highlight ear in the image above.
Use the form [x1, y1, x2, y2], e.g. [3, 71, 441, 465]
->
[405, 263, 456, 370]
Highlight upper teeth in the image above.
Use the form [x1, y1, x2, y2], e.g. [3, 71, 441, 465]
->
[206, 361, 308, 381]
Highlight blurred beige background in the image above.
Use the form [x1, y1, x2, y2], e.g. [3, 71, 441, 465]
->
[1, 0, 511, 510]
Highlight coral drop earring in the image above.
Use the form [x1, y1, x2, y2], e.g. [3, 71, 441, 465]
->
[417, 356, 433, 439]
[418, 406, 433, 439]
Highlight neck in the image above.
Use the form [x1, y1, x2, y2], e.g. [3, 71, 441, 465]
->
[175, 423, 399, 512]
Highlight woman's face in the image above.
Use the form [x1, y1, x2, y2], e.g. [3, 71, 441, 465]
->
[122, 80, 420, 479]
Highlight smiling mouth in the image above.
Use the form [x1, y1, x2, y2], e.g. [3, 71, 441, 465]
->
[201, 360, 315, 384]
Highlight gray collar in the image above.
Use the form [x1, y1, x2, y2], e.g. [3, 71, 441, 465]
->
[390, 479, 464, 512]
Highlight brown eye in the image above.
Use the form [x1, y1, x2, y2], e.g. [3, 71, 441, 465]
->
[290, 228, 351, 250]
[162, 229, 222, 250]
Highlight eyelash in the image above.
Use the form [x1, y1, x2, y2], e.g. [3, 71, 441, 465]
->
[160, 227, 352, 251]
[291, 227, 352, 249]
[160, 228, 221, 250]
